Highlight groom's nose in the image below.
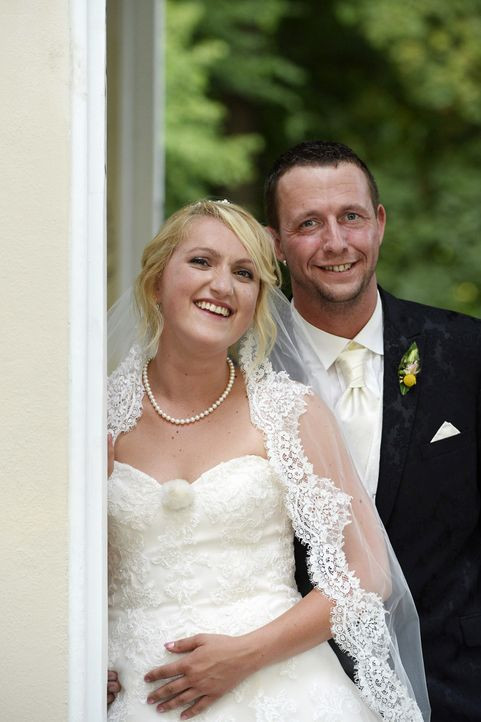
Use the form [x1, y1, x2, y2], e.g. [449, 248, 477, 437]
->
[321, 218, 348, 254]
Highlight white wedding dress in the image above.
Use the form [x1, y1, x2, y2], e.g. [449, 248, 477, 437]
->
[107, 336, 424, 722]
[108, 455, 379, 722]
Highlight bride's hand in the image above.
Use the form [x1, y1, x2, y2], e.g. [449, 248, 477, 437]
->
[108, 434, 115, 477]
[144, 634, 256, 719]
[107, 669, 121, 706]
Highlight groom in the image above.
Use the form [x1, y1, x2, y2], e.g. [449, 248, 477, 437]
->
[265, 140, 481, 722]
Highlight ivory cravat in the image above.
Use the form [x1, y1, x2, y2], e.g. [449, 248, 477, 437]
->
[335, 343, 380, 484]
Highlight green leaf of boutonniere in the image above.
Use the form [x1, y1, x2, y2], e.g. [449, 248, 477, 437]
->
[398, 341, 421, 396]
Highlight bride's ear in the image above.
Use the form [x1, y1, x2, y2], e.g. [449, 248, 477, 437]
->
[153, 273, 163, 304]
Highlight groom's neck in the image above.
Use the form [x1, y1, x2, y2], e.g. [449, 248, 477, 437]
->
[293, 283, 378, 339]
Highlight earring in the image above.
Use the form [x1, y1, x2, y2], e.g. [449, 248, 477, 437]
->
[282, 260, 288, 267]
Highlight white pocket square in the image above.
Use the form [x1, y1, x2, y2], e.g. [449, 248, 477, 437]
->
[430, 421, 461, 443]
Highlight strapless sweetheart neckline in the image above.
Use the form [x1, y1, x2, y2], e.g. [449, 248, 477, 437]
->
[112, 454, 269, 488]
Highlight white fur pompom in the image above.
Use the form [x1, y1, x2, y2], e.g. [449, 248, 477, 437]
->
[161, 479, 194, 511]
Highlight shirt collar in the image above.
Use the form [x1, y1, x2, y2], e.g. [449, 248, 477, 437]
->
[292, 291, 384, 370]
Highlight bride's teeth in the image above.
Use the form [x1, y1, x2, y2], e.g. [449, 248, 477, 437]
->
[324, 263, 352, 272]
[195, 301, 230, 316]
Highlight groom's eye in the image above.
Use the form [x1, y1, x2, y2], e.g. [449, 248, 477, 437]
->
[345, 212, 360, 221]
[299, 219, 317, 230]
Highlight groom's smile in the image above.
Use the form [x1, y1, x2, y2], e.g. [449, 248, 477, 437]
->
[320, 262, 354, 272]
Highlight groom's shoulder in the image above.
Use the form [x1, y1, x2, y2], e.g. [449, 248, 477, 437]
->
[380, 287, 481, 337]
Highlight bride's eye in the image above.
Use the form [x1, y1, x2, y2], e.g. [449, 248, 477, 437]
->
[190, 257, 210, 267]
[236, 268, 254, 280]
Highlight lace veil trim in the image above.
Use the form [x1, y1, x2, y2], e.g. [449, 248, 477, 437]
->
[239, 332, 423, 722]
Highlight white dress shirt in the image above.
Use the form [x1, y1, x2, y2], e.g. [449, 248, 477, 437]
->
[292, 293, 384, 498]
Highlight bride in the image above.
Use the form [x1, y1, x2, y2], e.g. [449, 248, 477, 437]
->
[107, 199, 429, 721]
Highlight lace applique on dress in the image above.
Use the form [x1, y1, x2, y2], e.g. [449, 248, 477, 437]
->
[248, 689, 298, 720]
[107, 343, 146, 442]
[239, 332, 423, 722]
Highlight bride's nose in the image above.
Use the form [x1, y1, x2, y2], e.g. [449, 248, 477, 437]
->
[209, 266, 234, 296]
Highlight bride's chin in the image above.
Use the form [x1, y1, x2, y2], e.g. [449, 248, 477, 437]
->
[180, 336, 239, 361]
[189, 327, 250, 355]
[161, 317, 252, 360]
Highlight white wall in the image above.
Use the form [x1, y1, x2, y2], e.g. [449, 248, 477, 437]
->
[0, 2, 71, 718]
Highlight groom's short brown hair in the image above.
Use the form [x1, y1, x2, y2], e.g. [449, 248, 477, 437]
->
[264, 140, 380, 230]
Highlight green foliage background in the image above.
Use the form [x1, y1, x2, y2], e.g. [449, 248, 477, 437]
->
[165, 0, 481, 317]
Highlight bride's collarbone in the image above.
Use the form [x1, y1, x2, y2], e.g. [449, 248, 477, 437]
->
[115, 401, 266, 485]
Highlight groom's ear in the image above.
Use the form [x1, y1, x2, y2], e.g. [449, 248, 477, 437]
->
[376, 204, 386, 247]
[266, 226, 285, 263]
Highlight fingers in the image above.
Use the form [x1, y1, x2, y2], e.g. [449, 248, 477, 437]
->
[108, 680, 121, 694]
[145, 660, 184, 683]
[145, 636, 206, 680]
[180, 695, 214, 720]
[107, 669, 121, 707]
[147, 676, 189, 705]
[165, 634, 204, 654]
[153, 688, 200, 713]
[148, 685, 215, 718]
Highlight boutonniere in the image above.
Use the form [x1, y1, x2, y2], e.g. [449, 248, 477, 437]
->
[398, 341, 421, 395]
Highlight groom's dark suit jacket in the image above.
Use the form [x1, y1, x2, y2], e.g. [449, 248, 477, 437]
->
[295, 288, 481, 722]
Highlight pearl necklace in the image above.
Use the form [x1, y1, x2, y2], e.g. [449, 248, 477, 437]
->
[142, 357, 235, 425]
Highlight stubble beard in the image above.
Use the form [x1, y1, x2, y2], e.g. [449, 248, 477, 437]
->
[295, 265, 377, 316]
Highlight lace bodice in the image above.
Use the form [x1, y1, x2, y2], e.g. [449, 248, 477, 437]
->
[107, 337, 424, 721]
[109, 456, 298, 623]
[109, 457, 381, 722]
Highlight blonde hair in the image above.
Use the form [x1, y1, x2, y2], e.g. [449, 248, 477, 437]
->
[134, 200, 281, 360]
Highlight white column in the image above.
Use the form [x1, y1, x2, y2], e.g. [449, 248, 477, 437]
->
[69, 1, 108, 721]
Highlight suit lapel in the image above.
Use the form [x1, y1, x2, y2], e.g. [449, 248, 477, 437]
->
[376, 290, 425, 526]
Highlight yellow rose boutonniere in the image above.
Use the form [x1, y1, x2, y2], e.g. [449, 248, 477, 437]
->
[398, 342, 421, 396]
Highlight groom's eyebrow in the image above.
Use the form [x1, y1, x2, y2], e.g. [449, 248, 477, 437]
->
[340, 203, 369, 213]
[289, 210, 319, 223]
[289, 203, 370, 225]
